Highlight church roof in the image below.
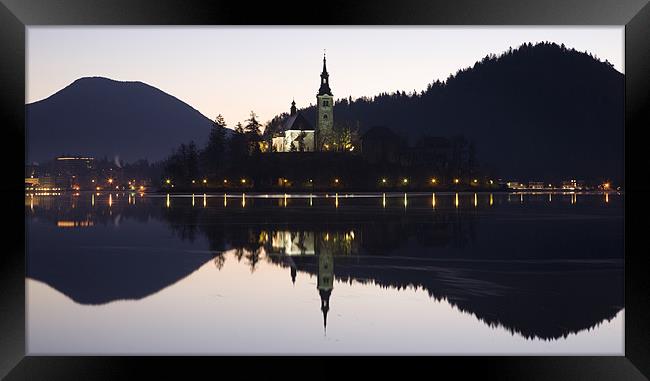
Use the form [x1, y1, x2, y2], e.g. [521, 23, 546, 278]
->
[283, 112, 314, 131]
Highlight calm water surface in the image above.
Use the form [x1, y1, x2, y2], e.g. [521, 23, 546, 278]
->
[26, 191, 624, 354]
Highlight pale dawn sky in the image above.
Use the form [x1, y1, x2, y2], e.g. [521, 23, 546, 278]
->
[27, 27, 623, 128]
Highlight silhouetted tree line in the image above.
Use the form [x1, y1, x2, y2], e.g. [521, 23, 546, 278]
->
[295, 42, 623, 184]
[160, 111, 482, 190]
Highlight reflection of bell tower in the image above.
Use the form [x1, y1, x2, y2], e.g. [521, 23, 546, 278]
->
[316, 51, 333, 151]
[317, 245, 334, 333]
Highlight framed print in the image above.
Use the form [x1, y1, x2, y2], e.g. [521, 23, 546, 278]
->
[2, 0, 650, 379]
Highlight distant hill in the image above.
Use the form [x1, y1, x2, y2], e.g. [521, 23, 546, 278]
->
[26, 77, 215, 163]
[300, 42, 624, 183]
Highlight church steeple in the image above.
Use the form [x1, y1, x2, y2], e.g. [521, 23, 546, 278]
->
[318, 52, 332, 96]
[290, 99, 297, 116]
[316, 52, 334, 151]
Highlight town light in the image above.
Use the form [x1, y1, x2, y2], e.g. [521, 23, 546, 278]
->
[603, 182, 611, 190]
[192, 180, 196, 184]
[241, 179, 246, 184]
[403, 178, 408, 184]
[140, 185, 144, 190]
[431, 178, 437, 184]
[203, 179, 207, 184]
[165, 179, 171, 184]
[224, 179, 228, 184]
[454, 178, 460, 184]
[489, 180, 494, 185]
[382, 178, 387, 184]
[473, 179, 478, 183]
[108, 178, 113, 184]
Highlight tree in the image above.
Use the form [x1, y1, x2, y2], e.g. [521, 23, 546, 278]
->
[244, 111, 263, 154]
[290, 141, 297, 152]
[296, 130, 307, 152]
[162, 141, 200, 185]
[200, 114, 227, 178]
[227, 123, 249, 171]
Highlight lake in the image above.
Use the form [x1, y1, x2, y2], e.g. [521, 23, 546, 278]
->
[25, 191, 624, 354]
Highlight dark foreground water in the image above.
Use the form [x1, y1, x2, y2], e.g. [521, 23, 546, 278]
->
[25, 191, 623, 354]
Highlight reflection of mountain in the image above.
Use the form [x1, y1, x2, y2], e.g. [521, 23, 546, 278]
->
[26, 195, 215, 305]
[26, 194, 623, 339]
[270, 255, 622, 340]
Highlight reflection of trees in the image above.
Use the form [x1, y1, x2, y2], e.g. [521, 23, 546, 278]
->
[213, 253, 226, 270]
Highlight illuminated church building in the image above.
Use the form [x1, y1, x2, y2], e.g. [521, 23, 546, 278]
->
[272, 53, 333, 152]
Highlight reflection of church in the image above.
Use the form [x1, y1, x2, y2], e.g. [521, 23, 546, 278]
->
[263, 229, 360, 332]
[318, 246, 333, 332]
[272, 53, 334, 152]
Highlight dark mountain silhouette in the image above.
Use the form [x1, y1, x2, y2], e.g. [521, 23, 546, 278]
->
[26, 77, 214, 163]
[300, 42, 624, 183]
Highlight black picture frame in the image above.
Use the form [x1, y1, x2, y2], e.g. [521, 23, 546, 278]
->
[2, 0, 649, 379]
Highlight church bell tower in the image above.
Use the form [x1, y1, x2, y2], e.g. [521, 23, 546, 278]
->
[316, 52, 333, 151]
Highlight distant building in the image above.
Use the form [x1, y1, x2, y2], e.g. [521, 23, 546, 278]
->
[561, 179, 585, 190]
[506, 181, 526, 190]
[54, 156, 96, 189]
[528, 181, 545, 189]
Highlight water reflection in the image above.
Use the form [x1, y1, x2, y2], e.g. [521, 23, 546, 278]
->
[26, 192, 624, 345]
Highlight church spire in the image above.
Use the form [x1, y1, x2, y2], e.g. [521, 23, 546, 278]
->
[318, 51, 332, 96]
[290, 99, 296, 116]
[320, 289, 331, 334]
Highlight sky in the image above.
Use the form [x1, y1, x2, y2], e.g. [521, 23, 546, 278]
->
[27, 27, 623, 128]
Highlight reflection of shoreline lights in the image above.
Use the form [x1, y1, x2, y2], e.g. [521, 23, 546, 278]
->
[455, 193, 459, 208]
[57, 220, 94, 228]
[242, 193, 246, 208]
[309, 194, 313, 207]
[432, 193, 436, 208]
[489, 193, 494, 206]
[403, 193, 407, 208]
[605, 193, 609, 203]
[109, 194, 113, 207]
[203, 194, 207, 207]
[474, 193, 478, 207]
[192, 194, 195, 207]
[520, 194, 523, 204]
[335, 193, 339, 208]
[382, 193, 386, 208]
[224, 193, 227, 207]
[166, 194, 170, 208]
[549, 193, 552, 202]
[284, 193, 288, 207]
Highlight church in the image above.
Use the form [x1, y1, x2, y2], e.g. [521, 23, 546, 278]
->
[271, 53, 334, 152]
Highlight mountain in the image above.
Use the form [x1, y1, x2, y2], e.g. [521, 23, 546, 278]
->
[26, 77, 214, 163]
[300, 42, 624, 183]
